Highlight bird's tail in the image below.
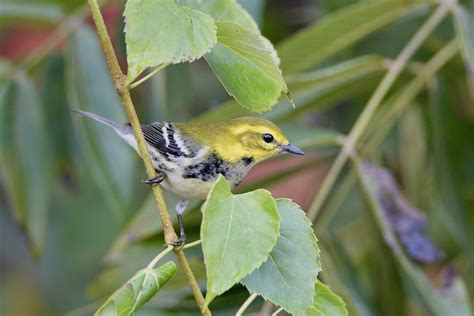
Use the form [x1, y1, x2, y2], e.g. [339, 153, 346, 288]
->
[71, 109, 138, 151]
[70, 109, 123, 130]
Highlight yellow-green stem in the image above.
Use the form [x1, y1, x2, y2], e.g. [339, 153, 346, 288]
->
[86, 1, 209, 314]
[129, 63, 170, 89]
[236, 293, 259, 316]
[175, 250, 211, 315]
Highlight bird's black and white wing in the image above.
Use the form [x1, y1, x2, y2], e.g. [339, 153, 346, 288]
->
[141, 122, 198, 159]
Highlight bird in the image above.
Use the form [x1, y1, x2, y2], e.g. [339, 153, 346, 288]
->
[72, 109, 305, 246]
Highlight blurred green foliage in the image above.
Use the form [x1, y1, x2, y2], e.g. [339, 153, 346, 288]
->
[1, 0, 473, 315]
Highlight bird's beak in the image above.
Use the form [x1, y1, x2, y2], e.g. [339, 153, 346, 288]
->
[278, 143, 305, 156]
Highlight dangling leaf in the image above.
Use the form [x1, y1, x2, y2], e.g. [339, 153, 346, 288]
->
[243, 199, 320, 315]
[205, 21, 290, 112]
[95, 261, 177, 316]
[201, 175, 280, 303]
[124, 0, 217, 84]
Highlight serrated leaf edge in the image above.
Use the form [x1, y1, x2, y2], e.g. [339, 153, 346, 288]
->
[201, 175, 281, 304]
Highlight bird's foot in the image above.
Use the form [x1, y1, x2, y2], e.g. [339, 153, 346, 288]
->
[142, 173, 164, 185]
[168, 235, 186, 249]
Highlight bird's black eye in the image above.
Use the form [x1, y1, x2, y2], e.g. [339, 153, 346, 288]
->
[262, 133, 274, 143]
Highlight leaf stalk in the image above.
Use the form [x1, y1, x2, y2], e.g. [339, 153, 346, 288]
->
[236, 293, 259, 316]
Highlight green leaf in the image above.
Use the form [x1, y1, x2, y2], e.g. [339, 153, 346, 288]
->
[242, 199, 320, 315]
[453, 5, 474, 93]
[277, 0, 430, 74]
[286, 55, 386, 93]
[124, 0, 217, 84]
[205, 21, 289, 112]
[39, 55, 74, 173]
[95, 261, 177, 316]
[181, 0, 259, 33]
[283, 125, 341, 149]
[66, 25, 136, 216]
[0, 3, 63, 23]
[201, 175, 280, 303]
[0, 74, 52, 256]
[310, 281, 348, 316]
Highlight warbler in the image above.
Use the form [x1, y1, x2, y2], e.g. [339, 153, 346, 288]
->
[72, 109, 304, 245]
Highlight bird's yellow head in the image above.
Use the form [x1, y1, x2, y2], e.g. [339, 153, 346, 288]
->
[189, 117, 305, 163]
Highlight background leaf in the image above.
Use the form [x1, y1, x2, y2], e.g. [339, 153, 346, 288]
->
[453, 5, 474, 94]
[0, 72, 52, 255]
[124, 0, 217, 83]
[242, 199, 320, 315]
[0, 3, 63, 23]
[201, 175, 280, 303]
[277, 0, 430, 74]
[66, 25, 137, 217]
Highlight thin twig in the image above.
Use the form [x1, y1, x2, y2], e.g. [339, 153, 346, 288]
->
[236, 293, 259, 316]
[362, 39, 459, 153]
[86, 1, 210, 314]
[182, 239, 202, 250]
[146, 245, 173, 269]
[307, 1, 455, 222]
[129, 63, 170, 89]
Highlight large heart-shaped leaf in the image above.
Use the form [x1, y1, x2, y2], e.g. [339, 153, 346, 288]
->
[201, 175, 280, 303]
[205, 21, 289, 112]
[95, 261, 177, 315]
[124, 0, 217, 84]
[242, 199, 320, 315]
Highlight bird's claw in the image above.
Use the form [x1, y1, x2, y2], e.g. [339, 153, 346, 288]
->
[142, 174, 164, 185]
[168, 235, 186, 249]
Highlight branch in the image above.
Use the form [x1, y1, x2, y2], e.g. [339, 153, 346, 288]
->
[307, 1, 455, 222]
[86, 1, 210, 314]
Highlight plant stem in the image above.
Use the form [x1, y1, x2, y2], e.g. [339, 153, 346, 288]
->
[182, 239, 202, 250]
[236, 293, 259, 316]
[306, 1, 454, 221]
[86, 1, 210, 314]
[147, 245, 173, 269]
[363, 39, 458, 153]
[272, 307, 284, 316]
[129, 63, 170, 89]
[175, 250, 210, 315]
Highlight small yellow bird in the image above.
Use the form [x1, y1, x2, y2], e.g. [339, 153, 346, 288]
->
[72, 109, 304, 245]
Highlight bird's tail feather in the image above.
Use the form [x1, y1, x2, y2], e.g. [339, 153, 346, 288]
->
[71, 109, 139, 151]
[71, 109, 124, 131]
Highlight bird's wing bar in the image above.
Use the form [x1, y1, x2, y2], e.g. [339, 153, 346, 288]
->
[141, 122, 189, 158]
